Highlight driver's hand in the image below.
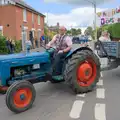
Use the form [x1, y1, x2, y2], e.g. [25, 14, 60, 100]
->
[46, 44, 51, 49]
[58, 50, 63, 54]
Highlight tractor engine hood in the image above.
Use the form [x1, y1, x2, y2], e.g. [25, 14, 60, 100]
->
[0, 52, 50, 62]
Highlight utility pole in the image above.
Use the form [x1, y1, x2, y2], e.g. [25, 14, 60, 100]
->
[47, 11, 50, 42]
[94, 3, 97, 41]
[21, 24, 26, 52]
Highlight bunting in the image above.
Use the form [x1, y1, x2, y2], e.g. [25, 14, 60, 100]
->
[97, 6, 120, 26]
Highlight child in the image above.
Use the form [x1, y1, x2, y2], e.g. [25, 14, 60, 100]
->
[25, 39, 32, 53]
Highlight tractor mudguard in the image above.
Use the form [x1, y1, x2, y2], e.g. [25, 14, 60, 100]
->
[65, 47, 93, 59]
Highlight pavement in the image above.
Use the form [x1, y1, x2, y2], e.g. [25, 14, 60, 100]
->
[0, 44, 119, 120]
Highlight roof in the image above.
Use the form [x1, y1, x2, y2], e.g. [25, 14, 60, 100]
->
[11, 0, 45, 17]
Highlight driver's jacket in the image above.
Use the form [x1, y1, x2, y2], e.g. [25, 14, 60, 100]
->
[51, 34, 72, 51]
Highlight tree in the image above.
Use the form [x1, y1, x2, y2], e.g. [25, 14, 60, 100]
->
[84, 26, 93, 36]
[67, 28, 81, 36]
[77, 28, 82, 35]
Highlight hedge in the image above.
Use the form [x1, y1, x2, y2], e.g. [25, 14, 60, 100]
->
[98, 23, 120, 39]
[0, 35, 8, 54]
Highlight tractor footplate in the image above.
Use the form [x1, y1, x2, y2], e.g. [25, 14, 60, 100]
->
[0, 86, 8, 94]
[52, 75, 63, 80]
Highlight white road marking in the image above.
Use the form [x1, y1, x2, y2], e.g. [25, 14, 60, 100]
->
[69, 100, 84, 119]
[101, 72, 103, 77]
[95, 103, 106, 120]
[96, 88, 105, 99]
[97, 79, 103, 86]
[77, 93, 86, 97]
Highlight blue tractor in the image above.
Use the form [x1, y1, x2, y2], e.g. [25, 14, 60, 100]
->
[0, 46, 100, 113]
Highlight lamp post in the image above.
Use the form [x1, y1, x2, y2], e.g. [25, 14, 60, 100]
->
[85, 0, 97, 41]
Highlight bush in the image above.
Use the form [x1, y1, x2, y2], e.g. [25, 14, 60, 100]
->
[97, 23, 120, 39]
[110, 23, 120, 38]
[0, 35, 8, 54]
[15, 40, 22, 53]
[0, 34, 22, 54]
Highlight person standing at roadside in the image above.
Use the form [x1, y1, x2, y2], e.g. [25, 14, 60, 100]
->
[11, 39, 15, 54]
[6, 37, 12, 54]
[25, 39, 32, 53]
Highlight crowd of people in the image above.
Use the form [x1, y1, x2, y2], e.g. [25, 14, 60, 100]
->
[5, 34, 46, 54]
[6, 37, 15, 54]
[26, 34, 46, 53]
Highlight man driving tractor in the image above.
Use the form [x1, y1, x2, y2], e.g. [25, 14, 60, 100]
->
[46, 26, 73, 75]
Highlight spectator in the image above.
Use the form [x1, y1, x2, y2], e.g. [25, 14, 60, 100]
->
[29, 31, 34, 48]
[99, 30, 111, 42]
[25, 39, 32, 53]
[6, 37, 12, 54]
[11, 39, 15, 54]
[40, 34, 45, 46]
[34, 36, 38, 48]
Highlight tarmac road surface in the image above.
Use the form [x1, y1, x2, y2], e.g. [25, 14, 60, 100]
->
[0, 44, 119, 120]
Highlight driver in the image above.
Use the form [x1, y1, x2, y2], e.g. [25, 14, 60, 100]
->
[46, 26, 73, 75]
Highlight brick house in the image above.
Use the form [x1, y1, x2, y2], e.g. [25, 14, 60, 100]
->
[48, 22, 59, 33]
[0, 0, 45, 47]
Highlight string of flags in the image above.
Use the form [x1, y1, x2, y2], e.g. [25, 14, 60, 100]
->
[97, 6, 120, 26]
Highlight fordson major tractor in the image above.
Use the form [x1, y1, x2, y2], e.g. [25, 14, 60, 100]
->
[0, 45, 101, 113]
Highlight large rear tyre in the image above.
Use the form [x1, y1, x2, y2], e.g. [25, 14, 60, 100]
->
[64, 50, 100, 94]
[5, 81, 36, 113]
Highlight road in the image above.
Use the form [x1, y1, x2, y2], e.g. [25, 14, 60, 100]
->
[0, 44, 120, 120]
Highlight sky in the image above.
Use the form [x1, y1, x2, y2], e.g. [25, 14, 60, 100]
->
[25, 0, 120, 32]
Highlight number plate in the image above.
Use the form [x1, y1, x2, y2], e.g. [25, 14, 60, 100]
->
[33, 64, 40, 69]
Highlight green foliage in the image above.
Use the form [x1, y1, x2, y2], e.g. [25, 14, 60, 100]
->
[14, 40, 22, 53]
[110, 23, 120, 38]
[97, 23, 120, 39]
[0, 35, 8, 54]
[66, 28, 81, 36]
[0, 34, 22, 54]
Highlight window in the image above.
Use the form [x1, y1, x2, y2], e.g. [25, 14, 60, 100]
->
[23, 9, 27, 22]
[0, 0, 4, 5]
[0, 0, 9, 5]
[38, 15, 40, 25]
[32, 13, 34, 23]
[0, 26, 3, 36]
[0, 30, 3, 36]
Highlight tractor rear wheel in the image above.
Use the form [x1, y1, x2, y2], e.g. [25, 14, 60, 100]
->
[64, 50, 100, 94]
[5, 81, 36, 113]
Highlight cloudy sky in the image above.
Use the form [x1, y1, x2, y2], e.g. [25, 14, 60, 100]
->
[25, 0, 119, 31]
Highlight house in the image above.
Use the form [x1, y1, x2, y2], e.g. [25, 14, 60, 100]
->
[0, 0, 45, 46]
[48, 22, 59, 33]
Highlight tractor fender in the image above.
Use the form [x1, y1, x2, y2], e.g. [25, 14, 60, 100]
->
[65, 47, 93, 59]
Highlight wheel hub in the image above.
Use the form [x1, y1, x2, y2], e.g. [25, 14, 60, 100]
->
[20, 94, 26, 100]
[13, 88, 32, 108]
[77, 63, 92, 82]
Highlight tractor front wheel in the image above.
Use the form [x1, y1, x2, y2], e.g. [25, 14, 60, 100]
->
[5, 81, 36, 113]
[64, 50, 100, 94]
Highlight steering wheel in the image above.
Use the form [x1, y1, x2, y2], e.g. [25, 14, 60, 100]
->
[41, 44, 56, 50]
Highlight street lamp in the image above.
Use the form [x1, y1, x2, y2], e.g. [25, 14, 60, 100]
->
[84, 0, 97, 41]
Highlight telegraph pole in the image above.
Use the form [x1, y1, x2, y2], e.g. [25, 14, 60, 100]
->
[21, 24, 26, 52]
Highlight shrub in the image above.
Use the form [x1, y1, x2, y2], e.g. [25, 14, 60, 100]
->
[97, 23, 120, 39]
[0, 34, 22, 54]
[0, 35, 8, 54]
[15, 40, 22, 53]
